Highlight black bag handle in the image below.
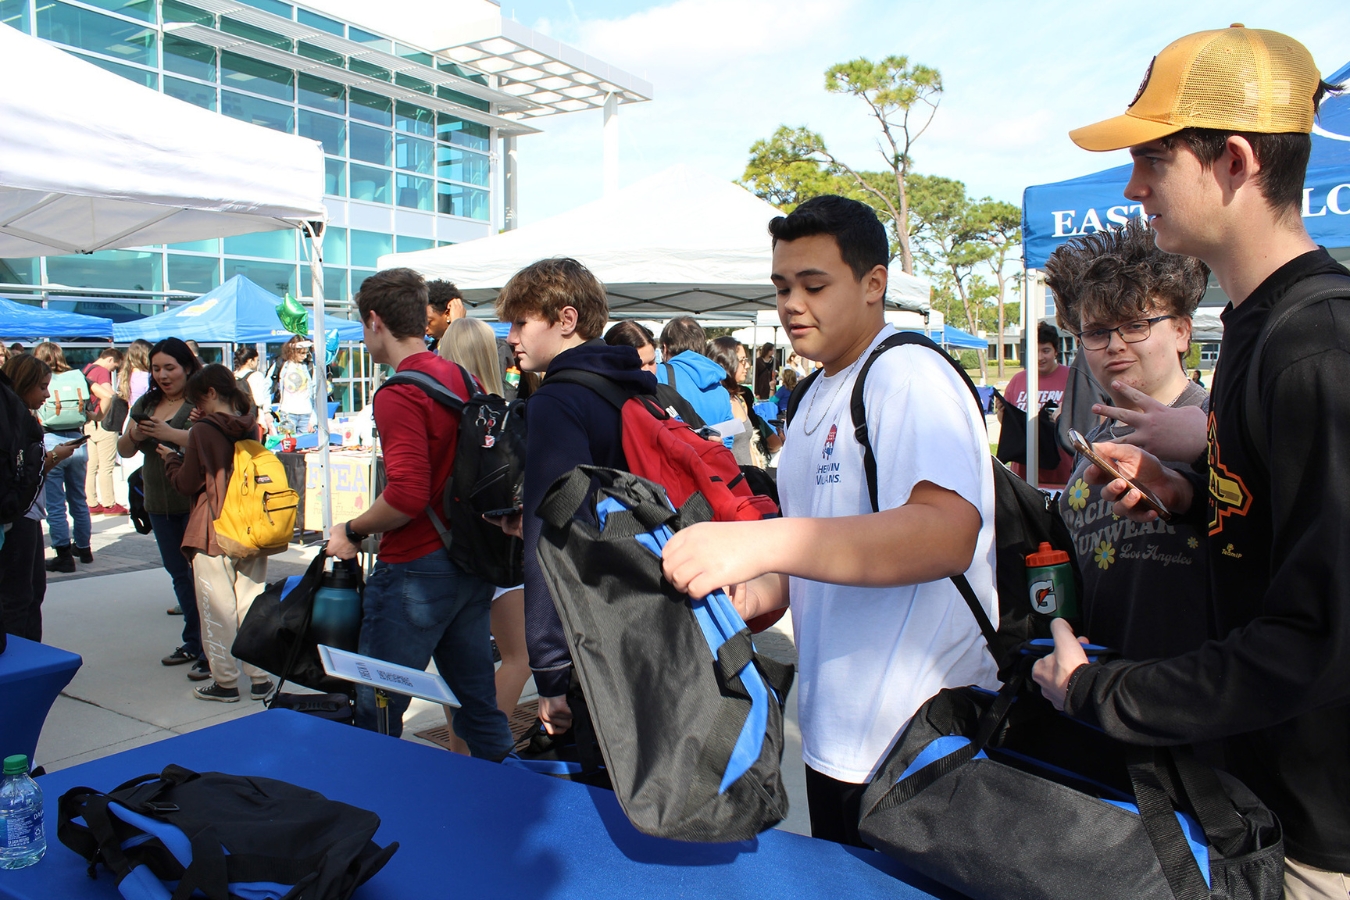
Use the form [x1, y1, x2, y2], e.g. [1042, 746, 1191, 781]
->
[535, 465, 676, 534]
[266, 546, 360, 705]
[1127, 748, 1211, 900]
[1241, 273, 1350, 471]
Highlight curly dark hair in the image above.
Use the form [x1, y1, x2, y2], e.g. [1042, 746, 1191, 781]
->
[1045, 219, 1209, 334]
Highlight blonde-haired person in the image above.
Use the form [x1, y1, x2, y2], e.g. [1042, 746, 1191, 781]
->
[437, 315, 530, 754]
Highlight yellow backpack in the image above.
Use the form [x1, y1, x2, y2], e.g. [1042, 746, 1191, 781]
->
[212, 434, 298, 558]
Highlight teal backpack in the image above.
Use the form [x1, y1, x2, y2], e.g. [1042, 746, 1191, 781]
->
[38, 369, 89, 431]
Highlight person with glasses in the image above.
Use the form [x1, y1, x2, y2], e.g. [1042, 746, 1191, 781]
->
[1045, 218, 1212, 662]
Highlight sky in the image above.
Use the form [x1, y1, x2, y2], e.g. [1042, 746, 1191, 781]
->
[479, 1, 1350, 226]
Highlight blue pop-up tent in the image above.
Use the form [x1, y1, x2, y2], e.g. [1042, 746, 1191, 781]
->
[0, 297, 113, 339]
[1022, 62, 1350, 269]
[113, 275, 362, 344]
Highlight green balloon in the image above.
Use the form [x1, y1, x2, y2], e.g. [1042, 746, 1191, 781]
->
[276, 292, 310, 336]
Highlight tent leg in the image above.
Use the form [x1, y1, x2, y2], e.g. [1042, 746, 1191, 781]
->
[304, 222, 333, 535]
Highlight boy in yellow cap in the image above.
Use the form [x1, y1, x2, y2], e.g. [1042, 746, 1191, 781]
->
[1032, 25, 1349, 897]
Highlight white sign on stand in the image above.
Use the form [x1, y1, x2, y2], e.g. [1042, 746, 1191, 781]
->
[317, 645, 460, 708]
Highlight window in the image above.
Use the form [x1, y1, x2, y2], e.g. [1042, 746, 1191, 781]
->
[162, 0, 211, 25]
[349, 123, 391, 165]
[322, 267, 347, 302]
[224, 259, 296, 297]
[1, 0, 29, 32]
[299, 110, 345, 156]
[396, 174, 432, 211]
[224, 229, 296, 260]
[436, 145, 490, 187]
[222, 90, 293, 132]
[349, 231, 391, 269]
[437, 183, 489, 220]
[349, 165, 391, 204]
[349, 89, 391, 125]
[297, 42, 342, 66]
[396, 134, 434, 175]
[394, 44, 433, 67]
[298, 74, 344, 113]
[322, 227, 346, 265]
[297, 9, 343, 36]
[238, 0, 291, 17]
[0, 259, 39, 284]
[395, 102, 434, 137]
[347, 26, 390, 52]
[436, 114, 489, 152]
[437, 60, 489, 86]
[77, 52, 157, 88]
[396, 73, 432, 96]
[167, 254, 219, 294]
[350, 269, 377, 299]
[46, 249, 162, 292]
[395, 235, 434, 254]
[221, 52, 293, 101]
[436, 86, 489, 113]
[37, 2, 155, 65]
[348, 58, 390, 82]
[165, 75, 215, 110]
[80, 0, 153, 22]
[219, 17, 290, 51]
[323, 158, 346, 197]
[163, 35, 215, 81]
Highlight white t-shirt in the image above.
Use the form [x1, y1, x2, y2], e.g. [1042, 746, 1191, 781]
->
[278, 361, 314, 416]
[779, 325, 1000, 783]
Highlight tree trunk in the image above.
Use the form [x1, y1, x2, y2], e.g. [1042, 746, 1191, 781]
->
[896, 170, 914, 275]
[996, 274, 1006, 378]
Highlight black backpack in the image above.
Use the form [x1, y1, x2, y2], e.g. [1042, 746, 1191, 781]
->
[378, 366, 524, 587]
[58, 764, 398, 900]
[0, 370, 46, 527]
[787, 332, 1081, 673]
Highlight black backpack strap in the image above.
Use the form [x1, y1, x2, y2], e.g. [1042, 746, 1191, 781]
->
[378, 368, 470, 412]
[544, 368, 634, 410]
[846, 332, 998, 657]
[783, 369, 821, 428]
[1127, 747, 1212, 900]
[1242, 272, 1350, 471]
[663, 361, 677, 391]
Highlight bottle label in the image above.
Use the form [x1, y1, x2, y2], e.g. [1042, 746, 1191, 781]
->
[1030, 578, 1059, 615]
[3, 806, 42, 852]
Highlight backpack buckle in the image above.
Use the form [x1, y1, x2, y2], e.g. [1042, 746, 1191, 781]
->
[145, 802, 179, 812]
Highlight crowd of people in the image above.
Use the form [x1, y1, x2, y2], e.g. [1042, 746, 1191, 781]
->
[1, 23, 1347, 899]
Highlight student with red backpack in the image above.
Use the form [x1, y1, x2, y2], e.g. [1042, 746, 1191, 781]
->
[326, 269, 513, 759]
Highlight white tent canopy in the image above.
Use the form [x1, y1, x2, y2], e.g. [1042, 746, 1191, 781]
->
[0, 23, 326, 257]
[381, 164, 931, 319]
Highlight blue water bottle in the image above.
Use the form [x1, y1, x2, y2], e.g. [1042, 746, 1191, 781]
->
[310, 559, 362, 652]
[0, 754, 45, 869]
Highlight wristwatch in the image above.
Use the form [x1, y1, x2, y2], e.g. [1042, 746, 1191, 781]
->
[345, 521, 367, 544]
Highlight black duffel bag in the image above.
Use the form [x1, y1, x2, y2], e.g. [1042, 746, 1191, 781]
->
[534, 466, 794, 843]
[59, 764, 397, 900]
[858, 668, 1284, 900]
[233, 549, 357, 709]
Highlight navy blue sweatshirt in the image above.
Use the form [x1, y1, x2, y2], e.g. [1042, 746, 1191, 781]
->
[522, 340, 657, 697]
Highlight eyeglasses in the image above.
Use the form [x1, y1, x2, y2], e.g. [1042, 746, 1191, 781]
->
[1075, 315, 1174, 351]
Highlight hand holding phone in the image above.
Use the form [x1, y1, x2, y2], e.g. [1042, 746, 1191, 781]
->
[1068, 429, 1172, 520]
[61, 435, 90, 448]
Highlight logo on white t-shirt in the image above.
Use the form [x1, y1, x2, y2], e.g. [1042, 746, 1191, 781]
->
[816, 424, 841, 485]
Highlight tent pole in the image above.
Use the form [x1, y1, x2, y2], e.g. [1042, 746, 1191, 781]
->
[1025, 267, 1040, 488]
[304, 221, 332, 535]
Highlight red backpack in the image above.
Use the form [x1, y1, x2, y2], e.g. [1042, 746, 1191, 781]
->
[546, 370, 783, 630]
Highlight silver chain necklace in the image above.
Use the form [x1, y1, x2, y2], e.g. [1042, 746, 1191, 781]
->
[802, 354, 865, 436]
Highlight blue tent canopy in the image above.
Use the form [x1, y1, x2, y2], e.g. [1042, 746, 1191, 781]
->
[898, 324, 986, 350]
[0, 297, 113, 339]
[113, 275, 362, 343]
[1022, 69, 1350, 269]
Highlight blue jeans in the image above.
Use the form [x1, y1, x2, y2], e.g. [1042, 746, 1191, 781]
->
[280, 412, 311, 434]
[355, 549, 513, 760]
[43, 431, 91, 549]
[149, 512, 201, 658]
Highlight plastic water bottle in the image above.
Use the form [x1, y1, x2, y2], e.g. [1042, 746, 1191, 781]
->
[311, 559, 362, 652]
[0, 754, 45, 869]
[1025, 542, 1079, 620]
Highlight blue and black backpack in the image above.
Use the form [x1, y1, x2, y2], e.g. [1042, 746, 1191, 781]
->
[58, 764, 397, 900]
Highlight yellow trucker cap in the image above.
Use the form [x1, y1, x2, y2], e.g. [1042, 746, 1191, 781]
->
[1070, 25, 1321, 151]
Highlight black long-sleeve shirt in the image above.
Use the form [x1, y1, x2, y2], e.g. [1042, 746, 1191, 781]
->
[1065, 249, 1350, 870]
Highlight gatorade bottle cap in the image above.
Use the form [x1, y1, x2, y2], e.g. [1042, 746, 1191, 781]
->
[1026, 542, 1070, 567]
[3, 755, 28, 776]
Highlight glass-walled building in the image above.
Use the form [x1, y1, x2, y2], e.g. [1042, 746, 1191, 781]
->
[0, 0, 651, 404]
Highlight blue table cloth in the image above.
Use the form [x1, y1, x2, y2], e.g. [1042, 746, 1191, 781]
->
[0, 710, 962, 899]
[0, 636, 81, 766]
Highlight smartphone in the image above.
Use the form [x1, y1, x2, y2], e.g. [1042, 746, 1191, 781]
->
[61, 435, 90, 447]
[1068, 429, 1171, 520]
[130, 412, 153, 423]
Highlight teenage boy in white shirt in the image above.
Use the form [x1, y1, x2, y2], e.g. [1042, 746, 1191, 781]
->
[662, 195, 999, 846]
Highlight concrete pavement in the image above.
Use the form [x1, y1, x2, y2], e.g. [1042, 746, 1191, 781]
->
[32, 517, 812, 836]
